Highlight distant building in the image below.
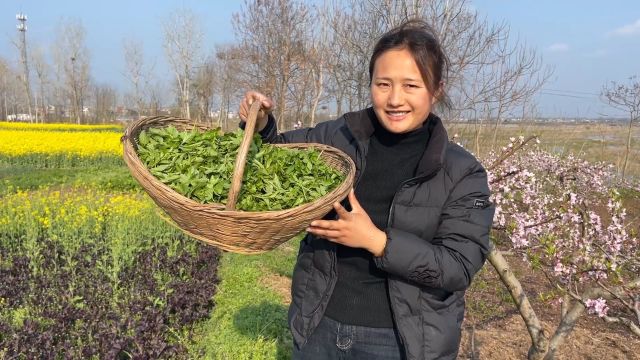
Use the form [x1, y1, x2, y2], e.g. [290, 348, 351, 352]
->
[6, 113, 34, 121]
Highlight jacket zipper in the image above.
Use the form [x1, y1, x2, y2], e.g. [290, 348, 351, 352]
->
[353, 139, 368, 189]
[386, 167, 441, 228]
[385, 166, 441, 351]
[302, 249, 337, 345]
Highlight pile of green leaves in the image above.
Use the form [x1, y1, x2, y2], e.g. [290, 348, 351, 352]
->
[136, 126, 344, 211]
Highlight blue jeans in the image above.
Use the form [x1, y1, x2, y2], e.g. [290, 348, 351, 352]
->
[292, 316, 405, 359]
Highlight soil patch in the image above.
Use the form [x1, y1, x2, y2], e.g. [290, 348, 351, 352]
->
[458, 314, 640, 359]
[262, 272, 292, 305]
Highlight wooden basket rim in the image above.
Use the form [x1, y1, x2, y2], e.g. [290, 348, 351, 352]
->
[121, 115, 356, 216]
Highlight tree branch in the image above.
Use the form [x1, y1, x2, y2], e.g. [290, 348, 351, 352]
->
[545, 278, 640, 358]
[602, 315, 640, 337]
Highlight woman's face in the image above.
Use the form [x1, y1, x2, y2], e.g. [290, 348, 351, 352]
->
[370, 48, 436, 134]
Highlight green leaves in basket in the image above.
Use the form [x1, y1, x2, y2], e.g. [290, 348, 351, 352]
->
[135, 126, 345, 211]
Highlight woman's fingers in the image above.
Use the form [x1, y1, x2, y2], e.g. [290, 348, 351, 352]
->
[348, 189, 363, 212]
[306, 225, 341, 240]
[239, 91, 270, 121]
[239, 96, 251, 121]
[309, 219, 336, 230]
[239, 91, 273, 131]
[259, 96, 273, 110]
[333, 202, 350, 219]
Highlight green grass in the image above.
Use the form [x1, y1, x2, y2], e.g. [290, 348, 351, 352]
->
[0, 153, 124, 169]
[0, 164, 140, 193]
[188, 235, 301, 360]
[446, 122, 640, 178]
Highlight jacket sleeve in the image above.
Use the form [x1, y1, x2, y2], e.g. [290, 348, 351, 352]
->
[373, 164, 494, 292]
[247, 114, 337, 145]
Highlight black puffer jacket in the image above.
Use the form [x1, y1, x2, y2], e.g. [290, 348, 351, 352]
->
[258, 108, 494, 359]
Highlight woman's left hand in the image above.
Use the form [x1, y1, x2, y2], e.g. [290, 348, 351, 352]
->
[306, 189, 387, 257]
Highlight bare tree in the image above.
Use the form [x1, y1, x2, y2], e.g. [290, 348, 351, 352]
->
[192, 57, 216, 122]
[31, 45, 50, 123]
[325, 0, 381, 111]
[305, 3, 332, 127]
[122, 38, 154, 119]
[482, 34, 550, 152]
[211, 45, 242, 130]
[602, 76, 640, 179]
[0, 57, 15, 121]
[162, 9, 204, 119]
[233, 0, 312, 130]
[51, 18, 91, 124]
[147, 79, 167, 117]
[93, 84, 117, 123]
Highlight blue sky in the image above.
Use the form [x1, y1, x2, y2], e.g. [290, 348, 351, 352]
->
[1, 0, 639, 118]
[474, 0, 640, 118]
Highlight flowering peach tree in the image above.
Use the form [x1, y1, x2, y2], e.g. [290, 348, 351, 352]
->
[481, 136, 639, 359]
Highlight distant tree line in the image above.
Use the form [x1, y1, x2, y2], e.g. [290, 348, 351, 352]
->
[0, 0, 578, 132]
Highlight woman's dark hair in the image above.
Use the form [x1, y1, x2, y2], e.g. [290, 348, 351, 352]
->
[369, 19, 451, 109]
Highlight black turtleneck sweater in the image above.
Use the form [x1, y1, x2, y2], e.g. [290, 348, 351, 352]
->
[324, 114, 432, 328]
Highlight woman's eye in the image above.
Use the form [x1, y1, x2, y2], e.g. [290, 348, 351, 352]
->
[377, 82, 390, 88]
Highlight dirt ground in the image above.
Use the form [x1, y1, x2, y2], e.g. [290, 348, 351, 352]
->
[458, 314, 640, 360]
[457, 247, 640, 360]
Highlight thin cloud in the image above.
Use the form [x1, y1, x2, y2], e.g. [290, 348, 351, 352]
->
[609, 18, 640, 36]
[584, 49, 607, 58]
[547, 43, 569, 52]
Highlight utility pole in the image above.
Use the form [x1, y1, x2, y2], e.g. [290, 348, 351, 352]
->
[71, 56, 81, 124]
[16, 13, 34, 122]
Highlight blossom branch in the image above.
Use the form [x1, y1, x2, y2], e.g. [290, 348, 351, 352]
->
[597, 280, 634, 311]
[602, 315, 640, 337]
[487, 135, 538, 172]
[490, 168, 524, 185]
[523, 215, 562, 230]
[545, 278, 640, 358]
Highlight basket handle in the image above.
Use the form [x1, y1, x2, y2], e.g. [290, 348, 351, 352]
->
[226, 101, 262, 210]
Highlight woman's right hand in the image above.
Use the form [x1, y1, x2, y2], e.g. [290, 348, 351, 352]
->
[239, 91, 273, 132]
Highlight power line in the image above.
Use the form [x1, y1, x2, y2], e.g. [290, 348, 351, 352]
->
[539, 92, 592, 99]
[542, 88, 601, 96]
[541, 88, 601, 96]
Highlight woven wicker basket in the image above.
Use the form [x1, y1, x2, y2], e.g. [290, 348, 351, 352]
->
[121, 102, 356, 254]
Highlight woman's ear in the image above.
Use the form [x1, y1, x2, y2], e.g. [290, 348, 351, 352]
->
[432, 81, 446, 104]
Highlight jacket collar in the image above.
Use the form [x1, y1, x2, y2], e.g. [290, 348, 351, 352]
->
[344, 107, 448, 178]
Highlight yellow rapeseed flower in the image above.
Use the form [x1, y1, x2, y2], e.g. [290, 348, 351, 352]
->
[0, 188, 153, 242]
[0, 129, 122, 156]
[0, 121, 122, 132]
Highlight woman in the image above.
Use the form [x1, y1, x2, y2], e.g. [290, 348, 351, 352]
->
[239, 19, 494, 360]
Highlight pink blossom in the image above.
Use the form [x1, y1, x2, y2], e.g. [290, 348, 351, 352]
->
[585, 298, 609, 318]
[483, 140, 638, 305]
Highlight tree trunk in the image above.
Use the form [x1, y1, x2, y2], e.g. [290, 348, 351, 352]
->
[474, 116, 481, 156]
[621, 112, 635, 179]
[277, 69, 289, 130]
[491, 103, 505, 152]
[310, 67, 323, 127]
[487, 247, 549, 359]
